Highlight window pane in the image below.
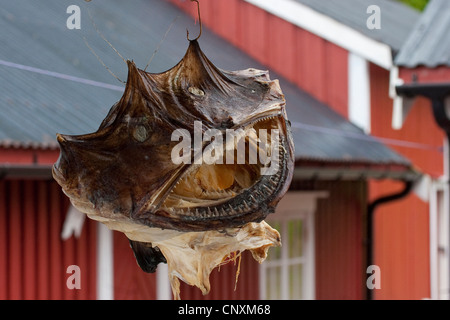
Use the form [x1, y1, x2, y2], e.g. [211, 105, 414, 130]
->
[267, 245, 281, 262]
[266, 266, 282, 300]
[263, 218, 307, 300]
[289, 264, 303, 300]
[288, 220, 303, 258]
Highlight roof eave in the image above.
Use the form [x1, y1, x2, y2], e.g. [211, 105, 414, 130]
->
[294, 159, 421, 182]
[0, 164, 53, 180]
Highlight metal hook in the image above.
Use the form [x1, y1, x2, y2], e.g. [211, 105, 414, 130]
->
[186, 0, 202, 41]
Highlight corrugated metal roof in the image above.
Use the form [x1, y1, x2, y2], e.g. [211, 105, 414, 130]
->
[294, 0, 420, 52]
[0, 0, 412, 168]
[395, 0, 450, 68]
[283, 83, 411, 166]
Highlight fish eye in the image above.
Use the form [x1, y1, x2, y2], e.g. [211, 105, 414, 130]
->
[133, 125, 149, 142]
[188, 86, 205, 97]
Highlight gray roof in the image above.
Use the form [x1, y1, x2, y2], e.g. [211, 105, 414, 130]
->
[295, 0, 420, 52]
[0, 0, 412, 168]
[395, 0, 450, 68]
[286, 89, 411, 166]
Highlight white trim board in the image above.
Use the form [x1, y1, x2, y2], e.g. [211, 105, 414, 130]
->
[97, 223, 114, 300]
[244, 0, 393, 70]
[157, 263, 172, 300]
[429, 178, 450, 300]
[349, 52, 371, 133]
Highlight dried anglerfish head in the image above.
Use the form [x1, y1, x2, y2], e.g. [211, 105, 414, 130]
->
[53, 39, 293, 290]
[53, 39, 294, 233]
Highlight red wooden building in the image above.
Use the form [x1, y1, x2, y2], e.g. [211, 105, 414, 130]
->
[391, 0, 450, 299]
[169, 0, 449, 300]
[1, 0, 447, 300]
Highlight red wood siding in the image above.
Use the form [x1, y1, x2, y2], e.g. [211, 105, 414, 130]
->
[267, 14, 297, 84]
[0, 180, 5, 299]
[214, 0, 240, 46]
[239, 1, 268, 64]
[324, 43, 349, 118]
[371, 64, 444, 178]
[168, 0, 349, 119]
[0, 179, 97, 300]
[314, 181, 366, 300]
[179, 250, 260, 300]
[370, 63, 441, 299]
[370, 180, 430, 299]
[0, 147, 59, 165]
[113, 232, 157, 300]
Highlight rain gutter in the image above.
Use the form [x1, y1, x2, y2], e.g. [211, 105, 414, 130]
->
[0, 164, 53, 180]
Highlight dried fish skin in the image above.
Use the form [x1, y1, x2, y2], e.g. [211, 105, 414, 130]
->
[53, 39, 294, 298]
[53, 40, 294, 232]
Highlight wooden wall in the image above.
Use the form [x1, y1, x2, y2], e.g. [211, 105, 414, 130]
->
[369, 64, 443, 299]
[178, 250, 260, 300]
[310, 180, 367, 300]
[0, 179, 97, 299]
[0, 178, 159, 300]
[113, 232, 158, 300]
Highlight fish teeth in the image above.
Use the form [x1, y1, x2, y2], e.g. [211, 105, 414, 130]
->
[262, 185, 272, 193]
[203, 189, 234, 199]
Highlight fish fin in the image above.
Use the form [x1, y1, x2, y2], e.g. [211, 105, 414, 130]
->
[129, 240, 167, 273]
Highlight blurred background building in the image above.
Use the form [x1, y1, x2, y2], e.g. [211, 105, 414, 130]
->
[0, 0, 449, 300]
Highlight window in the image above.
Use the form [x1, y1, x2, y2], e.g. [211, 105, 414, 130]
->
[259, 191, 327, 300]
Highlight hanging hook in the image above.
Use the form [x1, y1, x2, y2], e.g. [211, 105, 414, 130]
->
[186, 0, 202, 41]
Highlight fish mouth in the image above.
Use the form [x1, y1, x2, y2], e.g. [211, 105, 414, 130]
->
[155, 114, 291, 230]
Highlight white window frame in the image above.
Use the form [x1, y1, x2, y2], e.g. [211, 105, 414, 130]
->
[429, 135, 450, 300]
[429, 178, 450, 300]
[259, 191, 328, 300]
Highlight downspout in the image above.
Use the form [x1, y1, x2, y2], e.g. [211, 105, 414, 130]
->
[366, 180, 414, 300]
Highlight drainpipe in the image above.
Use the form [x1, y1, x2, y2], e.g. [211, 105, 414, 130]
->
[366, 180, 414, 300]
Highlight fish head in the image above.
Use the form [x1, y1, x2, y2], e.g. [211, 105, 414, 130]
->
[53, 40, 294, 232]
